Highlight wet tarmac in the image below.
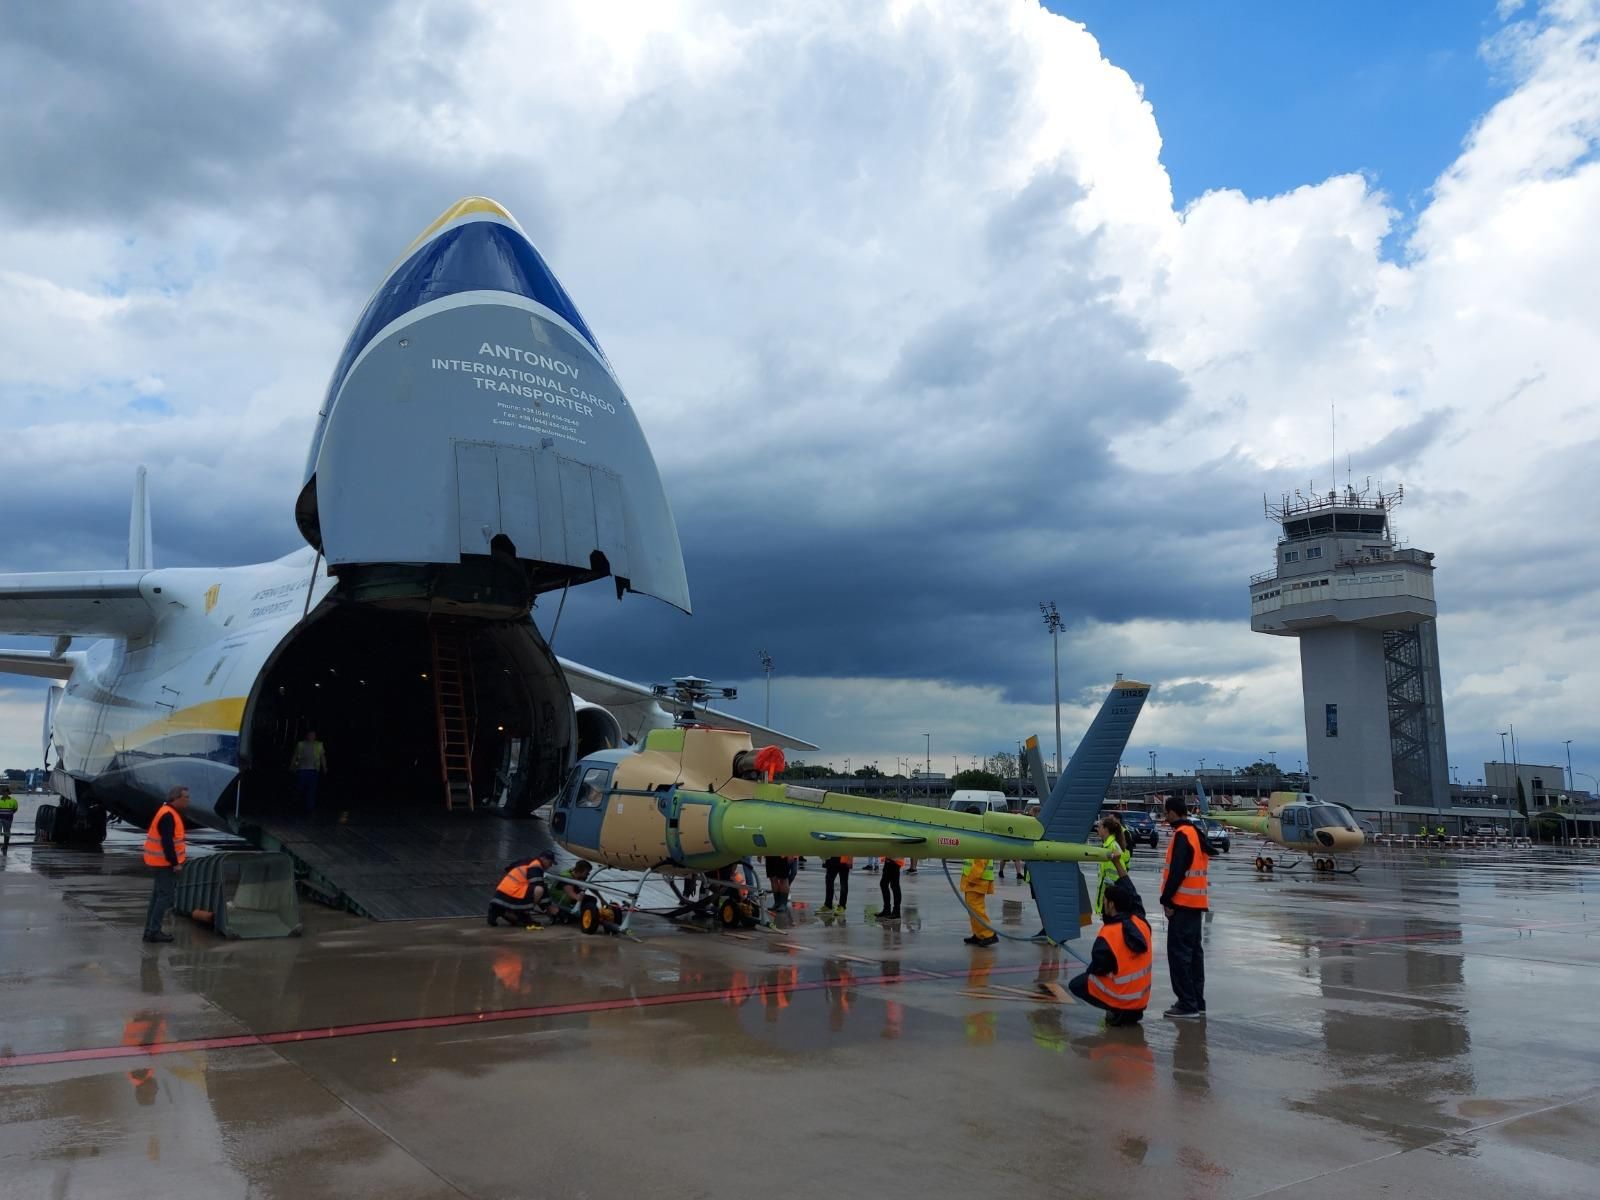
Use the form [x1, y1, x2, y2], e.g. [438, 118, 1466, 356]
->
[2, 826, 1598, 1200]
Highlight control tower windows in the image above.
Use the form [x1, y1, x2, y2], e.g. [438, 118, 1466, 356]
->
[1284, 550, 1300, 563]
[1325, 703, 1339, 737]
[1307, 547, 1323, 559]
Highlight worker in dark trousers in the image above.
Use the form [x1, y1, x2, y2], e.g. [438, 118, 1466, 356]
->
[1067, 878, 1152, 1025]
[488, 850, 556, 925]
[822, 855, 852, 913]
[765, 855, 795, 912]
[0, 787, 17, 851]
[1159, 795, 1210, 1018]
[142, 785, 190, 943]
[875, 856, 903, 921]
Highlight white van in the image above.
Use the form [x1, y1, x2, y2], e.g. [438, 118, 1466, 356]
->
[948, 790, 1011, 815]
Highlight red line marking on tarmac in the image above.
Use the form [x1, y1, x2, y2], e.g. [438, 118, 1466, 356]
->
[0, 961, 1058, 1071]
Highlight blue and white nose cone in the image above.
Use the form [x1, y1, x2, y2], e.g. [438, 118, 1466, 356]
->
[297, 197, 690, 613]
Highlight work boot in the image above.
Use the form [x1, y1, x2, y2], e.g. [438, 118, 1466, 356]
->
[487, 912, 499, 926]
[1162, 1005, 1201, 1020]
[963, 934, 983, 945]
[874, 910, 899, 922]
[975, 934, 998, 948]
[142, 932, 174, 944]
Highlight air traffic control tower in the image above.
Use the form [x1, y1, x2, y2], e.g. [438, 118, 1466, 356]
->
[1250, 485, 1450, 810]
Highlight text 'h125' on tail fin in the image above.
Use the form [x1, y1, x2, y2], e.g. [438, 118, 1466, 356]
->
[1024, 679, 1151, 943]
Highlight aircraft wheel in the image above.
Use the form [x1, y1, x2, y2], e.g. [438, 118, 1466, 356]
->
[1264, 857, 1275, 870]
[1253, 856, 1264, 871]
[579, 899, 601, 935]
[33, 804, 56, 843]
[718, 899, 740, 929]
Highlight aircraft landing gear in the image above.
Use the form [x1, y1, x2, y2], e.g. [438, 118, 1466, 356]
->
[716, 896, 758, 930]
[32, 797, 108, 848]
[1253, 855, 1276, 872]
[1312, 857, 1361, 875]
[578, 897, 626, 936]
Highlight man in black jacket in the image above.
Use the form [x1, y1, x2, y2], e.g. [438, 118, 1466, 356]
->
[1159, 795, 1209, 1018]
[1067, 878, 1152, 1025]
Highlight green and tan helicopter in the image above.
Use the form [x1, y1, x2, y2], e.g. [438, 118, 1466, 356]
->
[1199, 778, 1365, 874]
[543, 679, 1154, 941]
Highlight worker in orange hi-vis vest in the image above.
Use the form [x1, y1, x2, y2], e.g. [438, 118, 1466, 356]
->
[141, 785, 190, 944]
[1158, 795, 1210, 1019]
[1067, 877, 1153, 1027]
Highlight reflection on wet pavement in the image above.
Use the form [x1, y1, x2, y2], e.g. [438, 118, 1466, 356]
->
[1, 836, 1598, 1198]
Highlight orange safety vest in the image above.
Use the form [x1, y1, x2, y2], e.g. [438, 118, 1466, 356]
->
[1161, 823, 1209, 909]
[142, 804, 187, 868]
[1086, 916, 1154, 1011]
[123, 1014, 166, 1087]
[839, 856, 853, 866]
[496, 863, 533, 900]
[886, 857, 905, 867]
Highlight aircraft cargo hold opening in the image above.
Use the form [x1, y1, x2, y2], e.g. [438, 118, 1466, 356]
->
[235, 604, 574, 823]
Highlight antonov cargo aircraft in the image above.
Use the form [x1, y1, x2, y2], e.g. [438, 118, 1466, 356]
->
[0, 197, 811, 856]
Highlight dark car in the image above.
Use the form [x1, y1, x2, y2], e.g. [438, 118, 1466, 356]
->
[1115, 809, 1159, 849]
[1194, 816, 1231, 854]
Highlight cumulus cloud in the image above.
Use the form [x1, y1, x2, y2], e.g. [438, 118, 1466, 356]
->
[0, 0, 1597, 783]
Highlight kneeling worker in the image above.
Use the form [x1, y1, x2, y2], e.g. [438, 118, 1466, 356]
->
[488, 850, 557, 926]
[1067, 878, 1152, 1025]
[548, 860, 595, 922]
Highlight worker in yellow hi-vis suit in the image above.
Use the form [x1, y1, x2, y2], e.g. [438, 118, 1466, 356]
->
[961, 855, 997, 947]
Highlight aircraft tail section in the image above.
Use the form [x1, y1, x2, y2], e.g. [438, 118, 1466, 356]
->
[1195, 774, 1210, 813]
[1027, 679, 1151, 944]
[127, 466, 152, 571]
[1038, 679, 1151, 845]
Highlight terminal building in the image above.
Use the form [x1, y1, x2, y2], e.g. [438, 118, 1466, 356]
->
[1249, 485, 1450, 811]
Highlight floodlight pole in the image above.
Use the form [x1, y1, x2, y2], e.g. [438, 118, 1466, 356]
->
[1040, 601, 1064, 774]
[758, 649, 774, 726]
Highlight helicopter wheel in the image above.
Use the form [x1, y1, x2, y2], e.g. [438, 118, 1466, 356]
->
[718, 899, 740, 929]
[1263, 857, 1275, 871]
[579, 899, 601, 935]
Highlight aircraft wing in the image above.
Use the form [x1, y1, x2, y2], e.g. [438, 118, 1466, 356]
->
[557, 657, 819, 751]
[0, 649, 76, 680]
[0, 571, 154, 639]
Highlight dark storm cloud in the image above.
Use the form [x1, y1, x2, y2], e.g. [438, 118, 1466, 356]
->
[0, 2, 559, 298]
[1161, 680, 1224, 706]
[1359, 408, 1453, 472]
[0, 3, 398, 222]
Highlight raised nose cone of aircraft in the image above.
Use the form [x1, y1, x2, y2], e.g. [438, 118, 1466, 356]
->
[295, 196, 689, 613]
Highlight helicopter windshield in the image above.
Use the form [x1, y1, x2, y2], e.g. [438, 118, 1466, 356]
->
[1309, 805, 1359, 831]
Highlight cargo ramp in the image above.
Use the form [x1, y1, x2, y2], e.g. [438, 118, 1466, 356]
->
[249, 815, 556, 921]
